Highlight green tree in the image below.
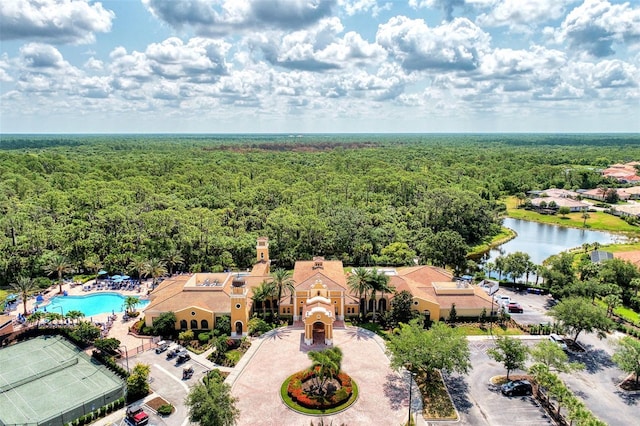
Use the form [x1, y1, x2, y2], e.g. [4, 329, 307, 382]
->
[185, 371, 239, 426]
[558, 206, 571, 218]
[94, 337, 121, 354]
[270, 268, 295, 320]
[152, 312, 177, 336]
[529, 340, 584, 373]
[612, 336, 640, 385]
[380, 242, 416, 266]
[127, 363, 151, 402]
[144, 258, 167, 289]
[503, 251, 532, 283]
[124, 296, 141, 315]
[368, 269, 394, 322]
[251, 280, 276, 319]
[307, 347, 343, 395]
[549, 297, 612, 344]
[72, 321, 101, 343]
[43, 253, 73, 294]
[448, 303, 458, 323]
[389, 290, 418, 326]
[348, 267, 372, 321]
[425, 230, 469, 273]
[10, 276, 38, 315]
[386, 319, 471, 380]
[164, 249, 184, 276]
[128, 256, 148, 285]
[65, 309, 85, 325]
[487, 336, 528, 380]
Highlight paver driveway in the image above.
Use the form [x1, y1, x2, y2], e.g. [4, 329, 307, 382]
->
[231, 326, 414, 426]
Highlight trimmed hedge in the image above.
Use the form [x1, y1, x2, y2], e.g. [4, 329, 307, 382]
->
[286, 369, 353, 410]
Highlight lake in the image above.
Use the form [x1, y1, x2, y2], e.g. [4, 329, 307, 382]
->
[484, 218, 625, 266]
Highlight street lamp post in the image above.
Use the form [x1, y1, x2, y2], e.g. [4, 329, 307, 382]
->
[408, 370, 416, 425]
[120, 345, 130, 373]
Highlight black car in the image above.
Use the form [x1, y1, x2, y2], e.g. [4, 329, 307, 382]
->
[501, 380, 532, 396]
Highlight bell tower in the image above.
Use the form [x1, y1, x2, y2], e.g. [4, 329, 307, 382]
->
[230, 277, 248, 338]
[256, 237, 269, 263]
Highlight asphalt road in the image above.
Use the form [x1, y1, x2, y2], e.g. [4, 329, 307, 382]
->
[446, 337, 554, 426]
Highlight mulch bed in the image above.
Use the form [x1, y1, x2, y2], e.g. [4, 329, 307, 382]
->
[619, 375, 640, 392]
[146, 396, 170, 412]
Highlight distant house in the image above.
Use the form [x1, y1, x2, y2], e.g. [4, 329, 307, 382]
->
[618, 186, 640, 200]
[580, 188, 629, 202]
[530, 196, 589, 212]
[590, 250, 614, 263]
[613, 250, 640, 270]
[602, 162, 640, 184]
[610, 204, 640, 219]
[527, 188, 579, 199]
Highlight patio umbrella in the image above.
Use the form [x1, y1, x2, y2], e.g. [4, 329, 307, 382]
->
[36, 295, 44, 303]
[121, 275, 131, 280]
[111, 275, 122, 280]
[98, 270, 108, 276]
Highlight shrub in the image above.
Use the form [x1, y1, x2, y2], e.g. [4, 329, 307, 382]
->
[198, 332, 211, 344]
[157, 404, 174, 416]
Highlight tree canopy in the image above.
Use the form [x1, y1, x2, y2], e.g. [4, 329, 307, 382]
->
[549, 297, 613, 343]
[386, 319, 471, 380]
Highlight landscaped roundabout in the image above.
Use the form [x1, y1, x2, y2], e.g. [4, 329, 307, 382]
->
[280, 347, 359, 415]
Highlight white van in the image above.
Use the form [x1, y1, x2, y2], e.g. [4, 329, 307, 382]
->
[493, 295, 511, 306]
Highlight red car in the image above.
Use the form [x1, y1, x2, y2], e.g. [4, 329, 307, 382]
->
[507, 302, 523, 313]
[126, 406, 149, 425]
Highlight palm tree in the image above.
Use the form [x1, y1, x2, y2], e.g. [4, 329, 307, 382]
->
[347, 267, 371, 321]
[581, 211, 590, 227]
[164, 249, 184, 276]
[43, 254, 73, 294]
[124, 296, 141, 315]
[27, 310, 46, 327]
[307, 347, 343, 395]
[270, 268, 295, 320]
[45, 312, 64, 326]
[252, 280, 276, 319]
[65, 310, 85, 325]
[368, 269, 395, 323]
[144, 258, 167, 289]
[10, 276, 38, 315]
[83, 255, 102, 280]
[128, 256, 148, 285]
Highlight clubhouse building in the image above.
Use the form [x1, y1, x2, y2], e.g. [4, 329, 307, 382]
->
[143, 238, 493, 345]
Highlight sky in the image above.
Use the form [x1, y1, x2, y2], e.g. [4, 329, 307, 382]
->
[0, 0, 639, 134]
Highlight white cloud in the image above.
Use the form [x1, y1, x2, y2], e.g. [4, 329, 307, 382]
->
[84, 57, 104, 70]
[142, 0, 336, 36]
[553, 0, 640, 57]
[20, 43, 68, 69]
[0, 0, 114, 44]
[377, 16, 490, 72]
[477, 0, 577, 31]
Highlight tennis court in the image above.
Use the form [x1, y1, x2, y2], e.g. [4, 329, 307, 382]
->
[0, 335, 125, 425]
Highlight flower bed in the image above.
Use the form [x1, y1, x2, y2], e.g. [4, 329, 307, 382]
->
[286, 369, 354, 410]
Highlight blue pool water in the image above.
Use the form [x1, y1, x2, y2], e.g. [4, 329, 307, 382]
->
[44, 293, 149, 317]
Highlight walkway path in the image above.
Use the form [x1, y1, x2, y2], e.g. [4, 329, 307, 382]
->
[230, 325, 420, 426]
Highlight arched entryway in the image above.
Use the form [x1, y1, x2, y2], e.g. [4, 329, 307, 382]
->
[235, 321, 243, 336]
[378, 298, 387, 312]
[312, 322, 325, 345]
[180, 319, 187, 329]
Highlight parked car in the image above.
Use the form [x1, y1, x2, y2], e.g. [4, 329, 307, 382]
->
[126, 405, 149, 425]
[176, 350, 191, 364]
[507, 302, 524, 313]
[493, 295, 511, 306]
[501, 380, 532, 397]
[155, 340, 169, 354]
[549, 334, 568, 350]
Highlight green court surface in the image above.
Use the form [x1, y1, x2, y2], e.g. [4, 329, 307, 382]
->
[0, 335, 124, 425]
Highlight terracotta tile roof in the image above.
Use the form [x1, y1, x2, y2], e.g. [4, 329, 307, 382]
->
[145, 274, 233, 314]
[292, 259, 347, 290]
[614, 251, 640, 268]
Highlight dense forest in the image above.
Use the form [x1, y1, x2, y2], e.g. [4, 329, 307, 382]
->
[1, 133, 639, 286]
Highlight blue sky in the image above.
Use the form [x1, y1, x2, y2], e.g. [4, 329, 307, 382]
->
[1, 0, 639, 133]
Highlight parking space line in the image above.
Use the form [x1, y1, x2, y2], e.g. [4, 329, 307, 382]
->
[153, 363, 189, 392]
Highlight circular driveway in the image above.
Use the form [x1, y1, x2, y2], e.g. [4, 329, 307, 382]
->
[231, 326, 413, 425]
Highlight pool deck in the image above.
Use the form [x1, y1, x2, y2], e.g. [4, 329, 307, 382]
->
[8, 280, 154, 350]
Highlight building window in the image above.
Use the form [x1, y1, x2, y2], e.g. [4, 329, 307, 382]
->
[235, 303, 241, 309]
[201, 319, 209, 329]
[413, 300, 419, 305]
[191, 311, 196, 316]
[190, 319, 197, 329]
[180, 319, 187, 329]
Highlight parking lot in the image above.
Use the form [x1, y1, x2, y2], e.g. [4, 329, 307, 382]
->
[98, 343, 211, 426]
[492, 287, 555, 325]
[446, 337, 553, 426]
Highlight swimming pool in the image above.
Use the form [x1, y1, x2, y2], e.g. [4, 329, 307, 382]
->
[44, 293, 149, 317]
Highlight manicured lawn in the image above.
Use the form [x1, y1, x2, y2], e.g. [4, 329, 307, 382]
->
[455, 324, 523, 336]
[0, 289, 9, 302]
[504, 197, 639, 233]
